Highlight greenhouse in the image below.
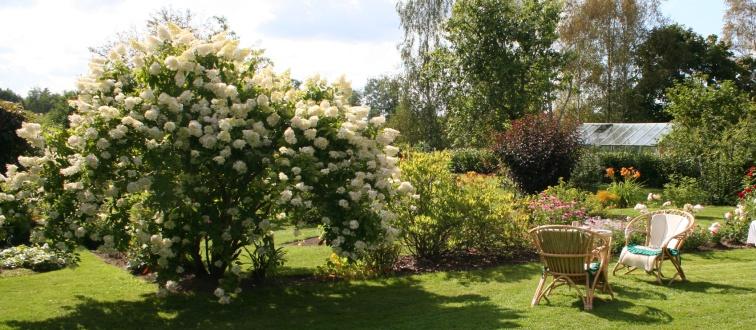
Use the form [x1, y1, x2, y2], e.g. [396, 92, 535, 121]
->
[579, 123, 672, 153]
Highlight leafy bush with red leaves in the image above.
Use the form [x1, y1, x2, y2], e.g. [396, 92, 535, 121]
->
[492, 114, 581, 194]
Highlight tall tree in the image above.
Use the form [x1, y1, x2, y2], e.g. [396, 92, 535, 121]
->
[723, 0, 756, 57]
[0, 88, 23, 103]
[559, 0, 663, 122]
[395, 0, 454, 149]
[632, 25, 749, 121]
[22, 88, 75, 127]
[660, 75, 756, 203]
[442, 0, 564, 147]
[363, 75, 402, 118]
[23, 88, 60, 113]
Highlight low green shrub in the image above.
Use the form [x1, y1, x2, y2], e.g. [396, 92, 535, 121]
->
[681, 225, 711, 251]
[395, 152, 464, 260]
[713, 218, 749, 245]
[396, 152, 529, 260]
[449, 148, 499, 174]
[569, 151, 603, 190]
[660, 154, 700, 179]
[0, 244, 71, 272]
[663, 175, 708, 205]
[317, 241, 402, 279]
[362, 241, 402, 275]
[452, 173, 530, 254]
[317, 252, 373, 279]
[699, 156, 747, 205]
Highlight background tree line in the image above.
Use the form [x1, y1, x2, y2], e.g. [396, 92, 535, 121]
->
[361, 0, 755, 149]
[2, 0, 754, 150]
[0, 87, 74, 128]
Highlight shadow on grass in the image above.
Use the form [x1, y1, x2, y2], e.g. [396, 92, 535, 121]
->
[670, 280, 752, 294]
[611, 283, 668, 300]
[442, 262, 542, 286]
[3, 277, 523, 329]
[537, 289, 672, 325]
[581, 299, 673, 324]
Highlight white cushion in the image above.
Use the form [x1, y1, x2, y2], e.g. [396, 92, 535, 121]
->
[618, 246, 656, 272]
[648, 214, 690, 248]
[748, 221, 756, 245]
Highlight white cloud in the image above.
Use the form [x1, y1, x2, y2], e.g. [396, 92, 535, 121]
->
[263, 38, 400, 89]
[0, 0, 401, 95]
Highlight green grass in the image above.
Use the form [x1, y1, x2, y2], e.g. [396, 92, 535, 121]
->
[2, 247, 756, 329]
[272, 225, 322, 245]
[607, 205, 733, 228]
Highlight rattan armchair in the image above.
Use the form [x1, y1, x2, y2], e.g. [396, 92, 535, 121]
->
[612, 209, 695, 285]
[529, 225, 614, 310]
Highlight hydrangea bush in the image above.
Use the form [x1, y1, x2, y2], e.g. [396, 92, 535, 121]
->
[0, 244, 71, 272]
[0, 24, 412, 302]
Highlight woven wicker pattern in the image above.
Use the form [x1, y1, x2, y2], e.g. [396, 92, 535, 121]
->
[613, 209, 695, 285]
[529, 225, 614, 310]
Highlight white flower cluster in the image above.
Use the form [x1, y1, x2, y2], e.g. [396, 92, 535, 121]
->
[0, 23, 413, 302]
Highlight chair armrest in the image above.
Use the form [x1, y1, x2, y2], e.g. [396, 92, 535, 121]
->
[623, 214, 648, 245]
[660, 228, 693, 250]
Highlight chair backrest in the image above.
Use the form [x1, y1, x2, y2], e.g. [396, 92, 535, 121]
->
[647, 211, 694, 248]
[530, 226, 594, 276]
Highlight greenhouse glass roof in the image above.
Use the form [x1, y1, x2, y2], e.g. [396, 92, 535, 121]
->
[579, 123, 672, 146]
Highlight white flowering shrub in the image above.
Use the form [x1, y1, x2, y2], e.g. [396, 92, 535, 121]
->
[0, 23, 411, 302]
[0, 244, 72, 272]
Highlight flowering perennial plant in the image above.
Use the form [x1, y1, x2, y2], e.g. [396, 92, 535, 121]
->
[0, 24, 412, 302]
[528, 193, 589, 225]
[717, 166, 756, 244]
[606, 167, 643, 207]
[0, 244, 71, 272]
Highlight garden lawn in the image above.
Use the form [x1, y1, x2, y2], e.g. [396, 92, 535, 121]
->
[2, 246, 756, 329]
[607, 205, 733, 228]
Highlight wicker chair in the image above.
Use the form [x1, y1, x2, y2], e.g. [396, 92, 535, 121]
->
[612, 209, 695, 285]
[529, 225, 614, 310]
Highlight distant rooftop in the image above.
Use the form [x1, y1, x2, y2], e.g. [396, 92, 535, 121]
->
[579, 123, 672, 147]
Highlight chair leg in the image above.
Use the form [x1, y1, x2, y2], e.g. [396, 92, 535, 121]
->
[584, 277, 594, 311]
[600, 272, 615, 299]
[542, 279, 561, 303]
[624, 266, 638, 275]
[652, 269, 663, 284]
[531, 274, 547, 307]
[668, 256, 686, 284]
[612, 262, 624, 276]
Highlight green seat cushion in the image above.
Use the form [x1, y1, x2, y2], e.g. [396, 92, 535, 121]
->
[627, 244, 679, 257]
[588, 262, 600, 275]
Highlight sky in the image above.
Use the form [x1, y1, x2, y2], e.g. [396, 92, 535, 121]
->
[0, 0, 728, 96]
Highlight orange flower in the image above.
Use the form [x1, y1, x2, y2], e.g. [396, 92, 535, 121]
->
[619, 167, 640, 180]
[605, 167, 615, 178]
